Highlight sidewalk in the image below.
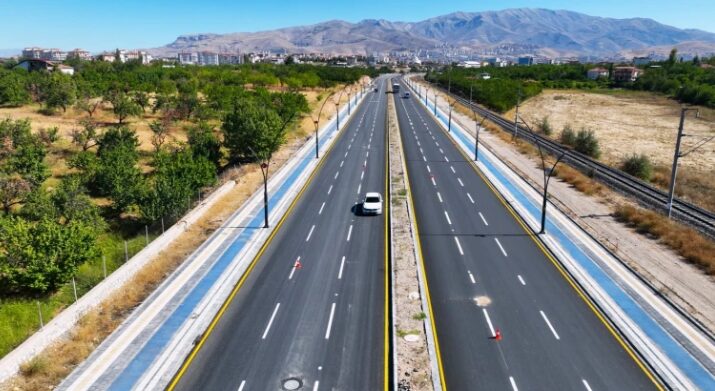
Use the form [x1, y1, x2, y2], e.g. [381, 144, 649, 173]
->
[58, 88, 371, 390]
[405, 79, 715, 390]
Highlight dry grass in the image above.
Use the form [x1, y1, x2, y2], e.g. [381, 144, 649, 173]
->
[0, 80, 370, 391]
[613, 204, 715, 275]
[652, 165, 715, 213]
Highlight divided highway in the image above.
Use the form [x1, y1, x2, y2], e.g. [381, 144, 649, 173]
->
[393, 80, 659, 390]
[171, 78, 389, 390]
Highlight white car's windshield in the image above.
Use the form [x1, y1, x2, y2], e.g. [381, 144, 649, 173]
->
[366, 197, 380, 203]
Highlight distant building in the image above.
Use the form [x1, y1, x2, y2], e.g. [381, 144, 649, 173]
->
[21, 47, 67, 61]
[55, 64, 75, 75]
[21, 47, 43, 59]
[587, 67, 609, 80]
[517, 56, 534, 66]
[534, 57, 554, 65]
[486, 57, 508, 67]
[480, 72, 491, 80]
[98, 52, 116, 62]
[457, 61, 481, 68]
[218, 53, 242, 65]
[613, 66, 642, 82]
[633, 56, 652, 66]
[67, 48, 92, 61]
[178, 52, 198, 65]
[197, 51, 219, 65]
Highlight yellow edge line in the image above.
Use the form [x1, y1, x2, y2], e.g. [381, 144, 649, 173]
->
[432, 105, 664, 391]
[167, 94, 367, 391]
[395, 94, 449, 390]
[384, 97, 390, 391]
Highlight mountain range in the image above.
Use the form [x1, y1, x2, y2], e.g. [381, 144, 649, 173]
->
[150, 8, 715, 58]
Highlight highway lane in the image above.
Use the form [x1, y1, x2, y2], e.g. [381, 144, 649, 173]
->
[394, 82, 658, 390]
[172, 77, 389, 391]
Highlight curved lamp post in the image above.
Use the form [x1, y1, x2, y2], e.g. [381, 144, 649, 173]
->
[312, 91, 336, 159]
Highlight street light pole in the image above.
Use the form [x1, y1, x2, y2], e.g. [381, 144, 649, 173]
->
[447, 66, 452, 132]
[312, 91, 335, 159]
[260, 162, 269, 228]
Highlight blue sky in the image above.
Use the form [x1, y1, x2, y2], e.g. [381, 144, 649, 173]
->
[0, 0, 712, 51]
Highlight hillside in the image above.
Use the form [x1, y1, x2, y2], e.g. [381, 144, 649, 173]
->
[150, 8, 715, 57]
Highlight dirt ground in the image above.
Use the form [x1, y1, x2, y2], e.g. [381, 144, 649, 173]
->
[508, 90, 715, 170]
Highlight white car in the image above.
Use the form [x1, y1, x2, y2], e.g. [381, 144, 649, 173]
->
[362, 192, 383, 215]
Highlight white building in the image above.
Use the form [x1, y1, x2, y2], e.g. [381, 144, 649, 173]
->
[197, 52, 219, 65]
[587, 67, 609, 80]
[22, 47, 67, 61]
[67, 48, 92, 61]
[457, 60, 481, 68]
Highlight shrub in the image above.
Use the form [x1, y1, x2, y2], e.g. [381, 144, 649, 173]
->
[559, 125, 576, 146]
[538, 116, 553, 136]
[621, 154, 653, 180]
[574, 129, 601, 158]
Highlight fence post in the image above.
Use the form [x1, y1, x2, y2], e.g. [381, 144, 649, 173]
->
[102, 255, 107, 278]
[145, 225, 149, 245]
[124, 240, 129, 262]
[37, 301, 44, 328]
[161, 217, 165, 234]
[72, 277, 78, 302]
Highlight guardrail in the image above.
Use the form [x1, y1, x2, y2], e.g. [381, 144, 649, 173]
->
[418, 78, 715, 238]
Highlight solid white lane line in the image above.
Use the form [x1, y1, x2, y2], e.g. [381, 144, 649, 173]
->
[457, 178, 464, 187]
[357, 183, 361, 194]
[334, 171, 339, 179]
[467, 193, 475, 204]
[509, 376, 519, 391]
[347, 225, 353, 241]
[319, 202, 326, 215]
[238, 380, 246, 391]
[431, 177, 437, 186]
[450, 166, 456, 173]
[454, 237, 464, 255]
[306, 225, 316, 241]
[479, 212, 488, 226]
[325, 303, 336, 339]
[444, 211, 452, 225]
[288, 256, 301, 279]
[540, 310, 560, 340]
[437, 192, 443, 203]
[518, 275, 526, 285]
[313, 381, 320, 391]
[468, 270, 476, 284]
[338, 256, 346, 279]
[328, 185, 333, 195]
[262, 303, 281, 339]
[426, 165, 431, 173]
[482, 308, 495, 337]
[495, 238, 507, 257]
[582, 379, 593, 391]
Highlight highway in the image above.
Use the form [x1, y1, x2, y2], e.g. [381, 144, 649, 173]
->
[393, 80, 658, 390]
[171, 77, 389, 391]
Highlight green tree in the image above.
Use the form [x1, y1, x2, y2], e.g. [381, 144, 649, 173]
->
[70, 120, 100, 151]
[187, 122, 222, 167]
[149, 120, 169, 153]
[621, 153, 653, 180]
[0, 215, 99, 295]
[222, 100, 285, 162]
[0, 175, 31, 214]
[0, 70, 31, 107]
[132, 91, 150, 112]
[41, 73, 77, 113]
[140, 148, 216, 221]
[0, 118, 49, 187]
[108, 92, 142, 124]
[92, 126, 144, 212]
[668, 48, 678, 67]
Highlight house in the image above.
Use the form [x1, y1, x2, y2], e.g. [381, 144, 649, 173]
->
[14, 59, 74, 75]
[613, 66, 642, 82]
[587, 67, 609, 80]
[98, 52, 116, 62]
[15, 59, 54, 72]
[457, 61, 481, 68]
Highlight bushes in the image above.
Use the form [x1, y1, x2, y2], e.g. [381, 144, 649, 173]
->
[574, 129, 600, 158]
[538, 116, 553, 136]
[559, 125, 577, 146]
[621, 154, 653, 180]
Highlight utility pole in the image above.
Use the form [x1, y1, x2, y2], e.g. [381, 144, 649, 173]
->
[666, 108, 710, 217]
[513, 90, 521, 140]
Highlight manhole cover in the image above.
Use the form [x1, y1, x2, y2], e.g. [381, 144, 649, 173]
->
[473, 296, 491, 307]
[404, 334, 420, 342]
[282, 378, 302, 390]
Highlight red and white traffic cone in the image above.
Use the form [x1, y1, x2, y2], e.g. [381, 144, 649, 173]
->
[294, 260, 303, 269]
[494, 328, 502, 341]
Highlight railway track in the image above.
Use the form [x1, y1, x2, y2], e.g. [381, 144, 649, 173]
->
[419, 79, 715, 237]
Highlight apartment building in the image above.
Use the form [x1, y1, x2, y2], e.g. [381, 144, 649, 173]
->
[22, 47, 68, 61]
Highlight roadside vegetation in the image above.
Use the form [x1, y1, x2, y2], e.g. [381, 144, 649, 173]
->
[0, 60, 382, 357]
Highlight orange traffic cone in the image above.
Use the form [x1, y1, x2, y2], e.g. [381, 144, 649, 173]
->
[494, 328, 502, 341]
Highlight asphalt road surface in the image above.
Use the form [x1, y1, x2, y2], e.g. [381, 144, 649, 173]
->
[172, 77, 389, 391]
[394, 80, 657, 391]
